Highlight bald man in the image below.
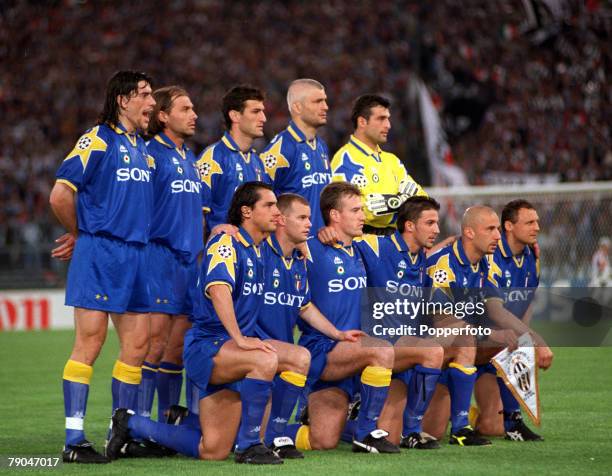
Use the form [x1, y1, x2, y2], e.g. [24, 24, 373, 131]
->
[260, 79, 332, 233]
[420, 206, 501, 446]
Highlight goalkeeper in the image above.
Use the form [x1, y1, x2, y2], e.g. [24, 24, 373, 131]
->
[331, 94, 427, 234]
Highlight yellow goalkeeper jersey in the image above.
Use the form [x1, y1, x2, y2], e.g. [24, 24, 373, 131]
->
[331, 135, 426, 229]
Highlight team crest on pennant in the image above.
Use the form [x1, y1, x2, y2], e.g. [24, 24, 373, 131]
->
[491, 333, 541, 426]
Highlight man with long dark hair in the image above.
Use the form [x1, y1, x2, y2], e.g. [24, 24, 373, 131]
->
[49, 70, 155, 463]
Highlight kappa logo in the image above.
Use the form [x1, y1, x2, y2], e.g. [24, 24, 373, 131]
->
[247, 258, 254, 267]
[398, 260, 407, 269]
[333, 256, 343, 265]
[301, 153, 309, 161]
[236, 163, 243, 171]
[273, 268, 280, 277]
[119, 145, 128, 153]
[463, 277, 468, 286]
[505, 270, 512, 279]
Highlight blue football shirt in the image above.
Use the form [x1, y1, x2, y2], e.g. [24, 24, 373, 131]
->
[55, 123, 154, 243]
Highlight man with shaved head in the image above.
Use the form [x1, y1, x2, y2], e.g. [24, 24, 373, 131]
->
[420, 205, 501, 446]
[260, 79, 332, 233]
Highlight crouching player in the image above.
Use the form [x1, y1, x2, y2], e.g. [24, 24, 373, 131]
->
[421, 206, 501, 446]
[257, 193, 363, 458]
[107, 182, 291, 464]
[355, 197, 444, 448]
[286, 182, 399, 454]
[474, 200, 554, 440]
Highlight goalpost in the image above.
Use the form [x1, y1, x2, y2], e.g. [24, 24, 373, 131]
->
[428, 181, 612, 286]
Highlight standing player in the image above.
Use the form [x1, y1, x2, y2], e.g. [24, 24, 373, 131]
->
[196, 85, 269, 235]
[421, 206, 501, 446]
[135, 86, 204, 431]
[257, 193, 363, 458]
[287, 182, 399, 454]
[260, 79, 332, 233]
[331, 94, 426, 234]
[107, 182, 289, 465]
[355, 197, 444, 448]
[49, 70, 156, 463]
[474, 199, 554, 440]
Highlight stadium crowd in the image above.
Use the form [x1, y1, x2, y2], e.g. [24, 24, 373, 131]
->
[0, 0, 609, 277]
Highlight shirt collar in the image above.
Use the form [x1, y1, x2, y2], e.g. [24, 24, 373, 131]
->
[110, 122, 138, 146]
[349, 135, 382, 158]
[391, 231, 407, 253]
[453, 239, 470, 266]
[235, 227, 255, 248]
[287, 121, 308, 143]
[499, 233, 529, 258]
[156, 132, 187, 151]
[267, 234, 301, 259]
[221, 131, 254, 154]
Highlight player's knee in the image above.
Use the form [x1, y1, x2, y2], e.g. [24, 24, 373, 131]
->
[454, 345, 476, 366]
[293, 346, 311, 375]
[146, 338, 166, 363]
[369, 344, 394, 368]
[252, 350, 278, 379]
[310, 433, 338, 450]
[423, 346, 444, 368]
[199, 446, 231, 461]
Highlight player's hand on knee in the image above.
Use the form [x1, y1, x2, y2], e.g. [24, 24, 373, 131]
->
[237, 336, 277, 353]
[337, 329, 364, 342]
[317, 226, 338, 245]
[536, 345, 553, 370]
[51, 233, 76, 260]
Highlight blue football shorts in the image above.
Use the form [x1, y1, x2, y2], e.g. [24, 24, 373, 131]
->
[147, 241, 198, 315]
[65, 232, 149, 313]
[183, 327, 241, 401]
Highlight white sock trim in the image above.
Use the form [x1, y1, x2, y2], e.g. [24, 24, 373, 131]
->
[65, 417, 84, 430]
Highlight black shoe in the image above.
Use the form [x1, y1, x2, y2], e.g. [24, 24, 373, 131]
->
[62, 440, 109, 464]
[449, 426, 492, 446]
[235, 443, 283, 464]
[400, 432, 440, 450]
[122, 439, 176, 458]
[352, 429, 400, 454]
[269, 437, 303, 459]
[165, 404, 190, 426]
[105, 409, 133, 460]
[504, 412, 543, 441]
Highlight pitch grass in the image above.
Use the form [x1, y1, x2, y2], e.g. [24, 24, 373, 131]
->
[0, 330, 610, 476]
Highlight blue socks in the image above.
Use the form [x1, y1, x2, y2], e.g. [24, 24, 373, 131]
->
[403, 365, 441, 435]
[446, 363, 477, 434]
[498, 377, 522, 431]
[355, 366, 392, 440]
[264, 372, 307, 445]
[157, 362, 183, 421]
[128, 414, 200, 458]
[137, 361, 158, 417]
[235, 378, 272, 452]
[63, 360, 93, 446]
[111, 360, 142, 412]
